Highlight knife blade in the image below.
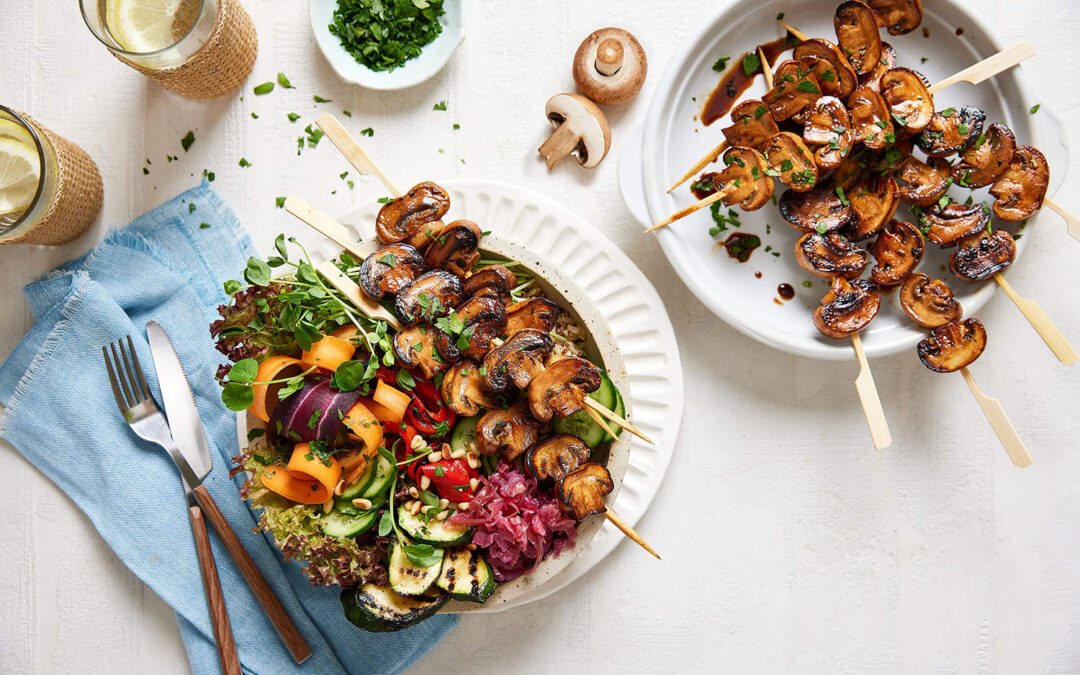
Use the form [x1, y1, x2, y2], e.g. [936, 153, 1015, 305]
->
[146, 321, 213, 483]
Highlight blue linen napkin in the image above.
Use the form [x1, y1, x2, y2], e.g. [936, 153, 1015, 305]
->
[0, 181, 456, 674]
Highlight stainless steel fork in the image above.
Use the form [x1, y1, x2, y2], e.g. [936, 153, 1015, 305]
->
[101, 336, 241, 675]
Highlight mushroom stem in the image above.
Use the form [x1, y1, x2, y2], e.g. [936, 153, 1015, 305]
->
[538, 122, 582, 170]
[993, 275, 1079, 364]
[595, 37, 624, 76]
[646, 184, 735, 233]
[604, 509, 661, 560]
[960, 367, 1033, 468]
[1043, 197, 1080, 242]
[850, 332, 892, 450]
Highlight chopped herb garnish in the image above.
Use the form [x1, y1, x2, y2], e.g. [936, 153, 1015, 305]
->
[329, 0, 446, 73]
[313, 95, 332, 103]
[712, 56, 731, 72]
[940, 107, 956, 118]
[181, 130, 195, 152]
[275, 196, 286, 208]
[238, 157, 251, 167]
[250, 112, 259, 119]
[253, 82, 274, 95]
[742, 52, 761, 77]
[1029, 104, 1041, 114]
[433, 100, 447, 111]
[277, 72, 294, 88]
[287, 112, 301, 122]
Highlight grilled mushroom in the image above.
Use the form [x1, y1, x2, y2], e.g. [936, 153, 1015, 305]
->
[434, 296, 507, 362]
[475, 403, 548, 460]
[921, 201, 990, 247]
[527, 356, 602, 422]
[376, 182, 451, 248]
[721, 100, 780, 149]
[917, 318, 987, 373]
[505, 297, 561, 336]
[859, 41, 896, 92]
[764, 69, 823, 122]
[424, 219, 482, 277]
[916, 106, 985, 158]
[949, 230, 1016, 282]
[846, 175, 899, 240]
[813, 276, 881, 338]
[556, 463, 613, 520]
[793, 39, 858, 99]
[879, 68, 934, 134]
[795, 232, 868, 279]
[835, 1, 883, 76]
[463, 264, 518, 306]
[900, 273, 961, 328]
[989, 145, 1050, 221]
[711, 146, 775, 211]
[847, 85, 894, 150]
[395, 270, 464, 324]
[869, 220, 924, 286]
[802, 96, 855, 169]
[866, 0, 922, 35]
[950, 123, 1016, 189]
[763, 132, 819, 193]
[894, 155, 950, 207]
[393, 325, 451, 380]
[440, 360, 499, 417]
[482, 329, 553, 392]
[779, 181, 856, 233]
[526, 434, 590, 482]
[833, 147, 869, 190]
[358, 244, 428, 301]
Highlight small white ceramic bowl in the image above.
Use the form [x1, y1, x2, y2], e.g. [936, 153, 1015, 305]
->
[309, 0, 464, 90]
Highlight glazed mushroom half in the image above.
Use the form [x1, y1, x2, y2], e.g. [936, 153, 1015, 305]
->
[482, 328, 554, 392]
[813, 276, 881, 339]
[880, 68, 934, 135]
[949, 230, 1016, 282]
[358, 244, 428, 302]
[920, 201, 990, 247]
[434, 296, 507, 362]
[722, 100, 780, 149]
[763, 132, 819, 193]
[556, 462, 614, 520]
[572, 27, 647, 105]
[505, 296, 561, 336]
[538, 93, 611, 169]
[900, 273, 962, 328]
[989, 145, 1050, 221]
[917, 318, 987, 373]
[846, 175, 899, 240]
[395, 270, 463, 324]
[375, 182, 450, 248]
[463, 264, 518, 307]
[440, 359, 499, 417]
[916, 106, 985, 159]
[950, 123, 1016, 188]
[795, 231, 868, 279]
[393, 324, 451, 381]
[526, 434, 591, 482]
[527, 356, 602, 422]
[802, 96, 855, 169]
[424, 219, 482, 277]
[779, 180, 856, 233]
[869, 219, 924, 287]
[866, 0, 923, 35]
[793, 38, 858, 100]
[834, 1, 883, 76]
[709, 146, 775, 211]
[475, 403, 548, 461]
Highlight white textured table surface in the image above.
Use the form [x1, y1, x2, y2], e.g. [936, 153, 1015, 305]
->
[3, 1, 1080, 673]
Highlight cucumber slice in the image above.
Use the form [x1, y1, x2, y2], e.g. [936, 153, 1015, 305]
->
[397, 504, 474, 546]
[436, 548, 496, 603]
[449, 414, 481, 456]
[339, 457, 378, 501]
[359, 455, 395, 500]
[553, 370, 624, 447]
[341, 583, 448, 633]
[388, 539, 443, 596]
[320, 508, 378, 538]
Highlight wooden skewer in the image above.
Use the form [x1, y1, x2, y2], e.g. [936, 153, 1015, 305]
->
[993, 274, 1078, 364]
[1043, 197, 1080, 242]
[314, 113, 403, 198]
[960, 367, 1033, 467]
[778, 20, 810, 42]
[603, 508, 661, 560]
[927, 41, 1035, 94]
[315, 260, 403, 331]
[584, 405, 620, 441]
[850, 332, 892, 450]
[284, 195, 370, 261]
[584, 397, 655, 444]
[646, 185, 734, 232]
[758, 46, 775, 89]
[667, 140, 730, 193]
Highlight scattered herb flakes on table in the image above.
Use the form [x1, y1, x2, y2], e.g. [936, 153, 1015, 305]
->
[329, 0, 446, 73]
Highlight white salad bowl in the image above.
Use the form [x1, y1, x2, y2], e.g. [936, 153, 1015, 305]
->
[309, 0, 464, 90]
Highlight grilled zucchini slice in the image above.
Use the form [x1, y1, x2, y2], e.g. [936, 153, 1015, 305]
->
[341, 583, 448, 633]
[436, 548, 496, 603]
[396, 504, 474, 546]
[388, 539, 443, 596]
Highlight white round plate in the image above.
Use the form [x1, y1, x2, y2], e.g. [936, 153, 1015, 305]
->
[619, 0, 1068, 360]
[309, 0, 464, 90]
[237, 179, 683, 613]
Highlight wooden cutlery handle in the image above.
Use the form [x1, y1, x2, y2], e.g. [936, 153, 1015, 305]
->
[189, 504, 243, 675]
[194, 484, 313, 664]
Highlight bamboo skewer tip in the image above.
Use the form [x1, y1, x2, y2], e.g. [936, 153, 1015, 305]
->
[604, 509, 661, 560]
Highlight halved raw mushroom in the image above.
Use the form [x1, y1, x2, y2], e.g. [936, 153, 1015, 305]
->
[358, 244, 428, 301]
[921, 201, 990, 247]
[989, 145, 1050, 221]
[526, 434, 590, 482]
[763, 132, 818, 193]
[505, 297, 561, 336]
[793, 39, 859, 99]
[802, 96, 855, 169]
[859, 41, 896, 92]
[835, 1, 883, 76]
[434, 296, 507, 362]
[721, 100, 779, 149]
[916, 106, 985, 158]
[463, 264, 518, 306]
[795, 231, 868, 279]
[949, 230, 1016, 282]
[440, 360, 499, 417]
[917, 318, 987, 373]
[711, 146, 775, 211]
[847, 85, 894, 150]
[869, 219, 924, 286]
[866, 0, 923, 35]
[395, 270, 463, 324]
[812, 276, 881, 338]
[900, 273, 962, 328]
[376, 182, 451, 248]
[393, 325, 451, 380]
[846, 175, 899, 240]
[894, 155, 950, 207]
[527, 356, 602, 422]
[475, 403, 548, 460]
[556, 463, 613, 520]
[779, 181, 856, 233]
[482, 328, 554, 392]
[424, 219, 482, 277]
[880, 68, 934, 134]
[539, 93, 611, 169]
[950, 122, 1016, 188]
[764, 69, 823, 122]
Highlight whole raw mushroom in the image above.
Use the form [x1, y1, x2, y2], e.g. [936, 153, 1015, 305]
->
[538, 93, 612, 169]
[572, 27, 648, 105]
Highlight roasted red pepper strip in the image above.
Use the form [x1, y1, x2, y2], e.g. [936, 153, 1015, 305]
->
[385, 421, 423, 482]
[404, 380, 456, 436]
[417, 458, 479, 502]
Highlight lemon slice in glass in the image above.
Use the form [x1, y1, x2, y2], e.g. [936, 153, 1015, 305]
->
[105, 0, 192, 53]
[0, 118, 30, 142]
[0, 137, 41, 216]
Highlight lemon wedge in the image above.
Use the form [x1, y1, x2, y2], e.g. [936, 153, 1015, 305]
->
[0, 137, 41, 216]
[105, 0, 192, 53]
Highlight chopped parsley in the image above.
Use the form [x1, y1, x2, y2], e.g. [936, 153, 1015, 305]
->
[712, 56, 731, 72]
[253, 82, 274, 95]
[181, 130, 196, 152]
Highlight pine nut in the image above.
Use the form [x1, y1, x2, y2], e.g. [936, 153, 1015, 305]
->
[428, 451, 442, 463]
[469, 477, 479, 491]
[421, 505, 433, 514]
[465, 543, 477, 551]
[441, 442, 451, 454]
[450, 448, 466, 459]
[322, 499, 334, 514]
[410, 500, 422, 516]
[411, 434, 426, 450]
[439, 498, 449, 508]
[351, 498, 372, 510]
[467, 441, 478, 453]
[436, 510, 449, 521]
[458, 502, 470, 510]
[408, 487, 420, 498]
[466, 453, 480, 469]
[420, 475, 431, 491]
[334, 480, 346, 496]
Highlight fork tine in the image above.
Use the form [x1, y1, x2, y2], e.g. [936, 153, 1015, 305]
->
[127, 335, 152, 402]
[110, 342, 135, 407]
[117, 338, 144, 404]
[102, 345, 130, 411]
